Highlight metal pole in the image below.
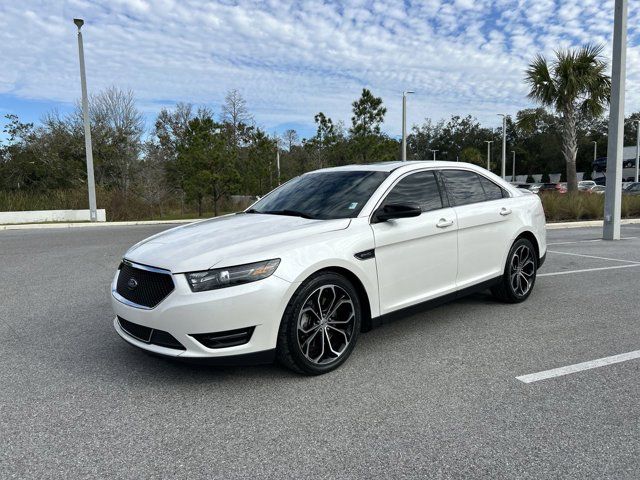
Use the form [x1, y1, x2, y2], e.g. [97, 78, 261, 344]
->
[484, 140, 492, 171]
[635, 120, 639, 183]
[401, 91, 413, 162]
[74, 19, 97, 222]
[604, 0, 627, 240]
[276, 138, 281, 186]
[498, 114, 507, 179]
[593, 140, 597, 162]
[430, 149, 438, 161]
[401, 93, 407, 161]
[511, 151, 516, 181]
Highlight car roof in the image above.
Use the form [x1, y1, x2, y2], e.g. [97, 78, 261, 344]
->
[310, 160, 480, 173]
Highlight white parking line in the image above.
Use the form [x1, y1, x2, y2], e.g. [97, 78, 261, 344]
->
[538, 264, 640, 277]
[547, 250, 640, 264]
[517, 350, 640, 383]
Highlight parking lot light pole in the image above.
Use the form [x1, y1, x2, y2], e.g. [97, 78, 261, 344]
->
[430, 149, 438, 161]
[604, 0, 627, 241]
[74, 18, 97, 222]
[498, 114, 507, 179]
[484, 140, 493, 171]
[275, 137, 281, 185]
[592, 140, 597, 163]
[511, 151, 516, 181]
[401, 91, 414, 161]
[635, 120, 640, 183]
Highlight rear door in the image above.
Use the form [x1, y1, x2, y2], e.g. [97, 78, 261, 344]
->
[440, 169, 516, 289]
[371, 170, 458, 314]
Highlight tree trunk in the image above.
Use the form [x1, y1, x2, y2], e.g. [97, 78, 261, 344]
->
[562, 107, 578, 192]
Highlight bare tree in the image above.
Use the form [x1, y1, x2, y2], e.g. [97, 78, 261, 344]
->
[221, 89, 253, 148]
[283, 129, 299, 151]
[72, 86, 144, 193]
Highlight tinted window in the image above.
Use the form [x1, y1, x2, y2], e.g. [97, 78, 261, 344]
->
[383, 171, 443, 212]
[250, 171, 388, 220]
[478, 175, 505, 200]
[441, 170, 487, 206]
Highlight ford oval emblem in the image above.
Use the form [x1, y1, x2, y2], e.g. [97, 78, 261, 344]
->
[127, 278, 138, 290]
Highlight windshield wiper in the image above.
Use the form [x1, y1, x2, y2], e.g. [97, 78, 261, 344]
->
[262, 209, 318, 219]
[243, 208, 262, 214]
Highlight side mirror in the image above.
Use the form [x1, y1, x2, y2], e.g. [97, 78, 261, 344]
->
[373, 203, 422, 223]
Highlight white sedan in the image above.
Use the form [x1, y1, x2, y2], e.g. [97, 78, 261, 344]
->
[112, 161, 547, 375]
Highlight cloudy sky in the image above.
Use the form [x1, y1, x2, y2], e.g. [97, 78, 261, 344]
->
[2, 0, 640, 139]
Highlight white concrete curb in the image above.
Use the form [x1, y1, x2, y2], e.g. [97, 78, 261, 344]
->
[0, 219, 200, 231]
[546, 218, 640, 229]
[2, 217, 640, 231]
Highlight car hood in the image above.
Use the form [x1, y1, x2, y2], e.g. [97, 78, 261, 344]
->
[124, 213, 351, 273]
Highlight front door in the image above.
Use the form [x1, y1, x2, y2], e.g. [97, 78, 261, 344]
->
[371, 170, 458, 315]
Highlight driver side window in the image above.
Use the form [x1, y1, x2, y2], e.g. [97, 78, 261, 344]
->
[383, 171, 444, 212]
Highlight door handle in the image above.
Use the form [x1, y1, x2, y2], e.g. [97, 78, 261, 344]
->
[436, 218, 454, 228]
[500, 207, 512, 216]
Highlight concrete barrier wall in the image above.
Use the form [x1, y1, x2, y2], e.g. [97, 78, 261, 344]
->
[0, 209, 106, 224]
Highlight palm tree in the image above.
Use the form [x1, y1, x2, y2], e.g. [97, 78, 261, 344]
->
[524, 44, 610, 191]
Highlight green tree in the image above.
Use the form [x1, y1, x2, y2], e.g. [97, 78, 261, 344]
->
[349, 88, 386, 137]
[524, 44, 610, 191]
[174, 117, 238, 216]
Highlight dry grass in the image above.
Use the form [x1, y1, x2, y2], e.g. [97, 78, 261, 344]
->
[2, 188, 639, 223]
[0, 189, 252, 221]
[540, 192, 640, 221]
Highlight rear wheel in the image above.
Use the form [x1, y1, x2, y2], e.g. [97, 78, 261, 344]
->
[276, 272, 361, 375]
[491, 237, 537, 303]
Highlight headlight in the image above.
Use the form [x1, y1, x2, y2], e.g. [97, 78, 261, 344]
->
[185, 259, 280, 292]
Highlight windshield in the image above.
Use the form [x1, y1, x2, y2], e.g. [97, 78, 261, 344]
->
[248, 170, 389, 220]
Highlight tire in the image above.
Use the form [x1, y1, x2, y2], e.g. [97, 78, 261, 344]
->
[276, 272, 361, 375]
[491, 237, 538, 303]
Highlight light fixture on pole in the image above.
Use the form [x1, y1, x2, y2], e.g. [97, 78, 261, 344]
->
[484, 140, 493, 171]
[74, 18, 98, 222]
[604, 0, 627, 241]
[511, 151, 516, 181]
[401, 91, 414, 161]
[429, 149, 438, 161]
[498, 114, 507, 180]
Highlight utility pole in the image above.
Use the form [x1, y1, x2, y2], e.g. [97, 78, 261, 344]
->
[401, 91, 414, 161]
[604, 0, 627, 240]
[511, 151, 516, 181]
[484, 140, 493, 171]
[74, 18, 97, 222]
[498, 114, 507, 179]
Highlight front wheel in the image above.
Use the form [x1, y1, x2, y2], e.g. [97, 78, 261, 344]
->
[276, 272, 361, 375]
[491, 238, 537, 303]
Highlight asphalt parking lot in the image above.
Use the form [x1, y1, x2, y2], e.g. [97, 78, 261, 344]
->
[1, 223, 640, 479]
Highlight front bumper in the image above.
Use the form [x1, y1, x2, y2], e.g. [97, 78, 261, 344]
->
[111, 268, 297, 359]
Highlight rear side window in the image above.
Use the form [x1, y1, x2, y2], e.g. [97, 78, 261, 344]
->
[441, 170, 486, 206]
[383, 171, 443, 212]
[477, 175, 505, 200]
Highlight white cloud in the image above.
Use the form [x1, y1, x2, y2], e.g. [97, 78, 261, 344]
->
[0, 0, 637, 137]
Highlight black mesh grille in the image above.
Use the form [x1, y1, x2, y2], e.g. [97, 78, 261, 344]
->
[116, 261, 174, 308]
[191, 327, 255, 349]
[118, 317, 185, 351]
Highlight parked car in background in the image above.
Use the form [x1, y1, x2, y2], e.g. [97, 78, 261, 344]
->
[111, 161, 547, 375]
[578, 180, 596, 191]
[589, 185, 606, 194]
[594, 176, 607, 186]
[623, 182, 640, 195]
[538, 183, 566, 194]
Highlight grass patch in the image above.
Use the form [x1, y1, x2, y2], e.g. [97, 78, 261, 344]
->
[540, 192, 640, 221]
